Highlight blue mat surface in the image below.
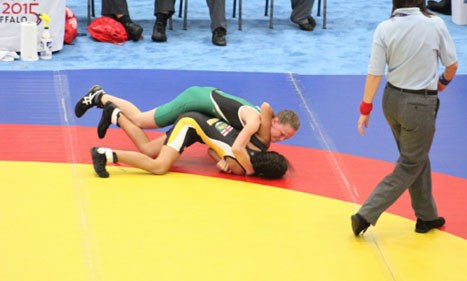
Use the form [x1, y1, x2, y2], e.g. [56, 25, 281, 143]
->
[1, 69, 465, 178]
[1, 0, 465, 176]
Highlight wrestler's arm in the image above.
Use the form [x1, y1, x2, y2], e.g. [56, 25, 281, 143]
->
[207, 148, 246, 175]
[256, 102, 273, 147]
[225, 158, 247, 175]
[231, 111, 260, 175]
[207, 148, 231, 173]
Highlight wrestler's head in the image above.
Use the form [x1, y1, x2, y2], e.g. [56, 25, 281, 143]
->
[270, 110, 300, 143]
[251, 151, 289, 179]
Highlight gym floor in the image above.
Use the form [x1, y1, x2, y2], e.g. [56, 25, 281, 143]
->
[0, 0, 466, 280]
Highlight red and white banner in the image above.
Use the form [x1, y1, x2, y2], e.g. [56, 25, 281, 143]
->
[0, 0, 65, 52]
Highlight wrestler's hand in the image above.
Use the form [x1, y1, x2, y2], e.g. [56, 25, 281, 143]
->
[217, 159, 232, 174]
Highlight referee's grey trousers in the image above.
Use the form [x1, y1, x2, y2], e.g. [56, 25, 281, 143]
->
[358, 84, 440, 225]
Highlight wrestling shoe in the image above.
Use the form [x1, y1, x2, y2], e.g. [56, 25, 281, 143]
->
[91, 147, 110, 178]
[97, 101, 120, 139]
[351, 213, 370, 236]
[75, 85, 105, 118]
[415, 217, 446, 233]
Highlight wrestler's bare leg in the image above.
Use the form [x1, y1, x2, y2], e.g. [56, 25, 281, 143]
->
[75, 85, 158, 129]
[115, 146, 179, 175]
[91, 146, 180, 177]
[100, 94, 158, 129]
[117, 113, 166, 158]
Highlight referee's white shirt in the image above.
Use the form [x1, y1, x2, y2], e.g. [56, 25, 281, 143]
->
[368, 8, 457, 90]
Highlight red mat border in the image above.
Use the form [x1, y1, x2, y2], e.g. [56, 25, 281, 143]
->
[1, 124, 466, 239]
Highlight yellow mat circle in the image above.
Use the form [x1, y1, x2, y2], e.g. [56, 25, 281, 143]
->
[1, 161, 466, 281]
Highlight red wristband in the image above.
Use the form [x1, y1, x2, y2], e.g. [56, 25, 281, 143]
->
[360, 101, 373, 115]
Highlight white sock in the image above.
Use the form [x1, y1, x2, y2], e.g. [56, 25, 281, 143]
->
[111, 108, 121, 126]
[97, 147, 114, 163]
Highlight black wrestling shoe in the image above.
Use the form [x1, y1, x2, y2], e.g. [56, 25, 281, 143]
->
[351, 213, 370, 236]
[124, 22, 143, 41]
[212, 27, 227, 46]
[91, 147, 109, 178]
[75, 85, 105, 118]
[415, 217, 446, 233]
[97, 101, 120, 139]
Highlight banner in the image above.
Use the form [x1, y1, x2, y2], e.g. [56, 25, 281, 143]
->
[0, 0, 65, 52]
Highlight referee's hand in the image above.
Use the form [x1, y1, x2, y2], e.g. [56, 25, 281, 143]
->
[358, 114, 370, 136]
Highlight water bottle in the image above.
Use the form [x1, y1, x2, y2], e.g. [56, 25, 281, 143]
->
[39, 26, 53, 60]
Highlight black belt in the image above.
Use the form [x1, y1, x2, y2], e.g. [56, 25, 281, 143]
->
[387, 83, 437, 95]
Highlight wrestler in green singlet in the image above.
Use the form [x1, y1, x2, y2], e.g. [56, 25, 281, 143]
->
[153, 86, 260, 130]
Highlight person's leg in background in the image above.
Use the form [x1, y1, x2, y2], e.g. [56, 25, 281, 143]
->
[152, 0, 176, 42]
[290, 0, 316, 31]
[101, 0, 143, 41]
[207, 0, 227, 46]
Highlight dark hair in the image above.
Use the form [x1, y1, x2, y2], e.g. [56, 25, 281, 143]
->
[391, 0, 433, 17]
[250, 151, 289, 179]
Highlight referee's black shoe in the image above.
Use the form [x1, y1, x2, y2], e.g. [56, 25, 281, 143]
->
[415, 217, 446, 233]
[351, 213, 370, 236]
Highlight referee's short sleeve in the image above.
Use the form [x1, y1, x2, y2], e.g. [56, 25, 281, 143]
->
[368, 24, 386, 75]
[437, 19, 457, 67]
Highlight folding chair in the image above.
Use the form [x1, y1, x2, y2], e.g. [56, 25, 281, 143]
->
[250, 0, 327, 30]
[177, 0, 236, 30]
[316, 0, 327, 29]
[232, 0, 273, 30]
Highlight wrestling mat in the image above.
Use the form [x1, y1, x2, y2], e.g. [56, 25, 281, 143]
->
[1, 70, 466, 281]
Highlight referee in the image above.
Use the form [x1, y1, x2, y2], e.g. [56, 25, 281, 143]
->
[351, 0, 458, 236]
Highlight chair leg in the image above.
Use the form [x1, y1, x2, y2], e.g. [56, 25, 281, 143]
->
[269, 0, 274, 29]
[323, 0, 327, 29]
[238, 0, 242, 30]
[233, 0, 237, 18]
[179, 0, 183, 18]
[317, 0, 321, 17]
[87, 0, 92, 25]
[265, 0, 269, 16]
[183, 0, 188, 30]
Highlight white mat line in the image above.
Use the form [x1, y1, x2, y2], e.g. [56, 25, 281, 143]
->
[287, 72, 360, 203]
[54, 72, 103, 281]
